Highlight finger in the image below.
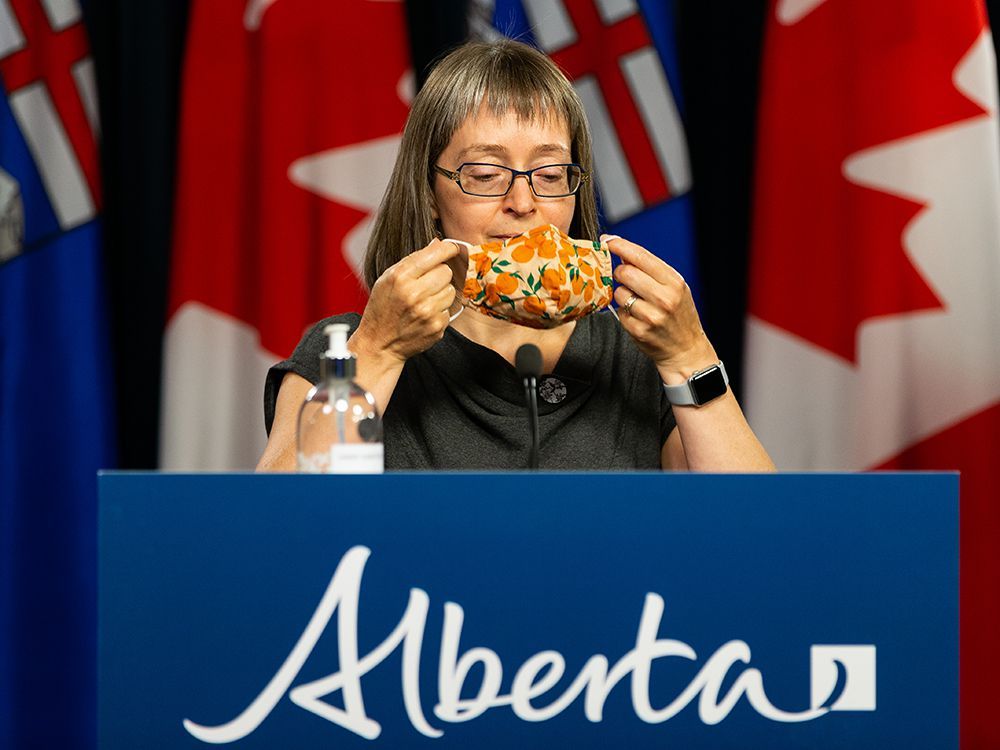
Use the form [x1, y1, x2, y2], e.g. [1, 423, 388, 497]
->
[613, 285, 659, 327]
[614, 284, 635, 308]
[443, 238, 472, 262]
[403, 238, 461, 277]
[612, 285, 646, 317]
[603, 235, 681, 286]
[406, 283, 457, 328]
[428, 282, 458, 313]
[613, 262, 684, 309]
[415, 263, 455, 294]
[612, 290, 645, 334]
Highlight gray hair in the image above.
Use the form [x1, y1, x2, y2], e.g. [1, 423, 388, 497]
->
[363, 39, 599, 289]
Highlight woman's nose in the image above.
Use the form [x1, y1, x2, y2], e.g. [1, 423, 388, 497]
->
[503, 174, 537, 214]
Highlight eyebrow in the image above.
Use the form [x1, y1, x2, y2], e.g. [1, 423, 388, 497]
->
[457, 143, 572, 162]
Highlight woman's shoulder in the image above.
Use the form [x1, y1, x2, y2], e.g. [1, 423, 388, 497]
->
[273, 311, 366, 382]
[289, 312, 363, 357]
[263, 312, 364, 434]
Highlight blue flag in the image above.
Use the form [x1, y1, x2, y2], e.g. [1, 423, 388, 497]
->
[491, 0, 699, 302]
[0, 4, 115, 746]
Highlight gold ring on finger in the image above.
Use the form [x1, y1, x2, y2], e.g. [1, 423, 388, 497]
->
[624, 294, 639, 315]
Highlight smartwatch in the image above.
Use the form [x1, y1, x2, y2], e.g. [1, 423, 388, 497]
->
[662, 361, 729, 407]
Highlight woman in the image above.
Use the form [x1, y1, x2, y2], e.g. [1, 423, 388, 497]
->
[258, 39, 774, 472]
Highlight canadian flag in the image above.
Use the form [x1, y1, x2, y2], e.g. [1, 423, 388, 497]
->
[161, 0, 411, 469]
[746, 0, 1000, 745]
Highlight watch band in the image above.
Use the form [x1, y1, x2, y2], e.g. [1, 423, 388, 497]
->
[662, 361, 729, 407]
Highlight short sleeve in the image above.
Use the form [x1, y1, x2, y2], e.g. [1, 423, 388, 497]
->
[263, 312, 362, 435]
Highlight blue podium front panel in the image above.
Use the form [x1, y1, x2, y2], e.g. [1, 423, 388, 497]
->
[98, 473, 957, 749]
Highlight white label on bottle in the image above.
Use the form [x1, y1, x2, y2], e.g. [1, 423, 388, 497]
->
[328, 443, 384, 474]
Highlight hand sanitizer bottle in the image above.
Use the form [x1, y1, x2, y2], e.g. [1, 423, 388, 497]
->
[296, 323, 383, 473]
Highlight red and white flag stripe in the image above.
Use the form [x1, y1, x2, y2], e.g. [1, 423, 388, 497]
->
[161, 0, 410, 470]
[747, 1, 1000, 743]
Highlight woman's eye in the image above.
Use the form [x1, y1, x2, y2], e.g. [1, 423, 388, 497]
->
[466, 167, 504, 181]
[535, 168, 567, 183]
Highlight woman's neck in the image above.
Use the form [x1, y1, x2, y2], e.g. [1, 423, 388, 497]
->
[450, 306, 576, 374]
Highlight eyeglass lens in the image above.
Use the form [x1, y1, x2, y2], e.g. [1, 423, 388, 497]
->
[459, 164, 581, 197]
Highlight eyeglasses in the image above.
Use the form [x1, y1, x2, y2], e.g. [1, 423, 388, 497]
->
[433, 163, 589, 198]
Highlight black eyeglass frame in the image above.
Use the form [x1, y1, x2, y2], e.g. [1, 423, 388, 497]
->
[433, 162, 590, 198]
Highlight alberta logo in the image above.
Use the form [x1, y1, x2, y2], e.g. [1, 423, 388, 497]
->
[183, 546, 876, 742]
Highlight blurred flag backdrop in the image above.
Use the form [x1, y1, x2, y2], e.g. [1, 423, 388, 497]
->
[0, 0, 115, 746]
[746, 0, 1000, 745]
[160, 0, 412, 469]
[4, 1, 999, 746]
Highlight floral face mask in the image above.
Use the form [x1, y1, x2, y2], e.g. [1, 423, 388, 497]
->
[447, 224, 614, 329]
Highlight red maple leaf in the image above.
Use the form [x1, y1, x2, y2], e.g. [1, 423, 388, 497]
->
[749, 0, 988, 363]
[171, 0, 410, 357]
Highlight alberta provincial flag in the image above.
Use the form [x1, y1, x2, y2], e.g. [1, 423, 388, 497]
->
[162, 0, 412, 469]
[0, 0, 115, 746]
[746, 0, 1000, 745]
[484, 0, 699, 298]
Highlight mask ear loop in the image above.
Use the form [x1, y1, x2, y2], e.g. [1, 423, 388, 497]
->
[444, 239, 474, 322]
[599, 235, 622, 322]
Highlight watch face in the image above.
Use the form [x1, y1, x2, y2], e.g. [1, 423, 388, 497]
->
[690, 366, 728, 405]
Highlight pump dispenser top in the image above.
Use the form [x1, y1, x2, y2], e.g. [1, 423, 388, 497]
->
[321, 323, 356, 380]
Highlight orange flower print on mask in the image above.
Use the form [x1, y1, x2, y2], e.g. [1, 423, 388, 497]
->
[541, 266, 567, 293]
[496, 273, 519, 295]
[449, 224, 613, 329]
[538, 239, 558, 259]
[511, 244, 535, 263]
[470, 252, 492, 276]
[464, 278, 483, 298]
[522, 296, 547, 316]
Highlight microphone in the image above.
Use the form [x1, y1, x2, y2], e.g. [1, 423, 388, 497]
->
[515, 344, 542, 470]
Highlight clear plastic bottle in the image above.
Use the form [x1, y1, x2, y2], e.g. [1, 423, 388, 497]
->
[296, 323, 383, 473]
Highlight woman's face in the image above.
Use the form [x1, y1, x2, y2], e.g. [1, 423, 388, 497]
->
[432, 107, 576, 246]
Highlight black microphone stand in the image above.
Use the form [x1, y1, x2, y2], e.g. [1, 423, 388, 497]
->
[523, 374, 539, 469]
[515, 344, 542, 470]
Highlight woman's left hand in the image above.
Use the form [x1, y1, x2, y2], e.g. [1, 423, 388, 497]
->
[603, 234, 776, 471]
[605, 235, 718, 382]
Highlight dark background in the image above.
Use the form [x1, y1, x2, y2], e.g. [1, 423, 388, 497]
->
[83, 0, 1000, 470]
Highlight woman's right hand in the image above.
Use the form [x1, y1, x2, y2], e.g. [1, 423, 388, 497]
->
[259, 239, 465, 472]
[350, 239, 463, 364]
